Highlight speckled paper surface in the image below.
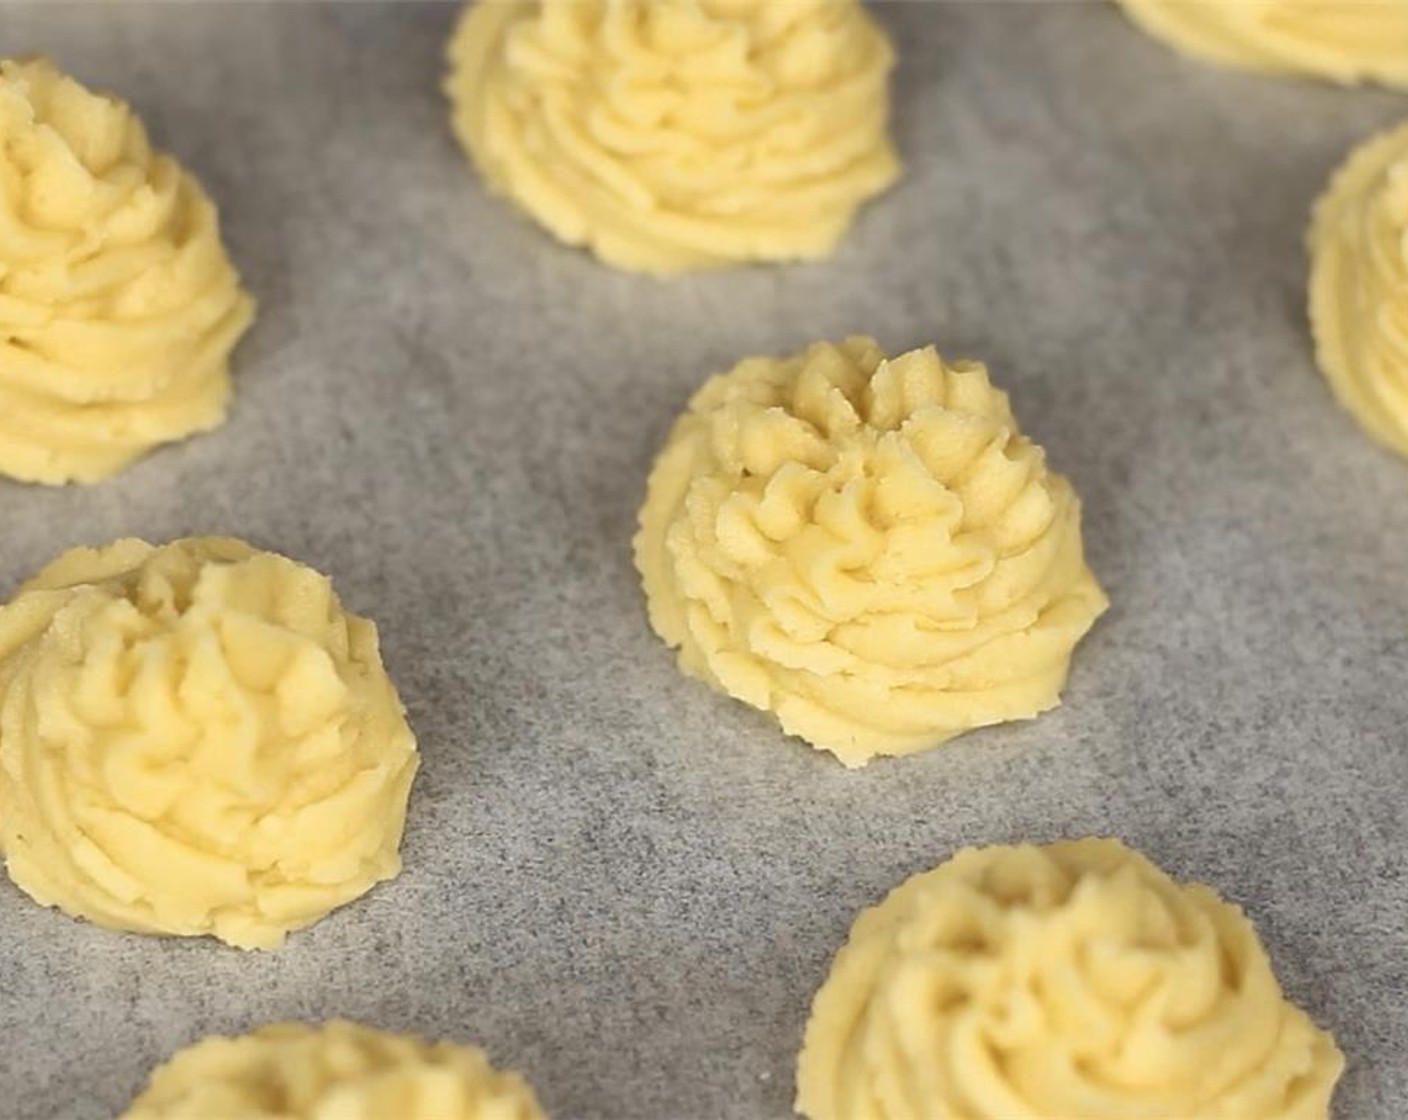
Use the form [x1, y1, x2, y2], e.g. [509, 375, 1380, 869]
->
[1, 3, 1406, 1118]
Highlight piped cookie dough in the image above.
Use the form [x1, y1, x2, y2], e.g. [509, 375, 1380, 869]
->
[0, 57, 254, 485]
[0, 537, 418, 949]
[1309, 121, 1408, 459]
[1116, 0, 1408, 88]
[796, 838, 1344, 1120]
[444, 0, 901, 275]
[633, 337, 1107, 767]
[121, 1020, 545, 1120]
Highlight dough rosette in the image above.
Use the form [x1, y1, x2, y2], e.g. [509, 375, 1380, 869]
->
[121, 1020, 544, 1120]
[1116, 0, 1408, 88]
[445, 0, 900, 274]
[0, 538, 418, 949]
[634, 337, 1107, 766]
[797, 839, 1344, 1120]
[0, 57, 254, 485]
[1309, 120, 1408, 459]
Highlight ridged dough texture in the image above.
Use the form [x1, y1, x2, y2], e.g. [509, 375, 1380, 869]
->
[120, 1020, 545, 1120]
[796, 838, 1344, 1120]
[0, 57, 254, 485]
[444, 0, 900, 274]
[0, 538, 419, 949]
[634, 338, 1107, 767]
[1116, 0, 1408, 87]
[1309, 120, 1408, 459]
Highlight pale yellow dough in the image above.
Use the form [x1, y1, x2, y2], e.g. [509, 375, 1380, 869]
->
[0, 538, 418, 949]
[1117, 0, 1408, 87]
[633, 338, 1107, 767]
[797, 838, 1344, 1120]
[121, 1020, 545, 1120]
[444, 0, 901, 274]
[1309, 121, 1408, 459]
[0, 57, 254, 485]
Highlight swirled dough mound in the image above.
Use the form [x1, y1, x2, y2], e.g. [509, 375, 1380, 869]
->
[0, 57, 254, 485]
[1116, 0, 1408, 88]
[797, 838, 1344, 1120]
[444, 0, 901, 274]
[0, 537, 418, 949]
[1309, 121, 1408, 459]
[121, 1020, 545, 1120]
[633, 338, 1108, 767]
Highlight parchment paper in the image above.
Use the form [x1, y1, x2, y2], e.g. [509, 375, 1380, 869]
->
[0, 4, 1405, 1117]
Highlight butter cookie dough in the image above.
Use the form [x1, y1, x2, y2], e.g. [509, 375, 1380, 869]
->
[1310, 120, 1408, 459]
[797, 838, 1344, 1120]
[445, 0, 900, 274]
[0, 57, 254, 485]
[1117, 0, 1408, 88]
[633, 337, 1107, 767]
[0, 537, 418, 949]
[121, 1020, 544, 1120]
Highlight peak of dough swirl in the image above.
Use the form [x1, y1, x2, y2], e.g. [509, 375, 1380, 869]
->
[0, 57, 254, 485]
[797, 838, 1344, 1120]
[0, 538, 418, 949]
[633, 338, 1107, 767]
[444, 0, 901, 274]
[1309, 121, 1408, 459]
[120, 1020, 544, 1120]
[1116, 0, 1408, 88]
